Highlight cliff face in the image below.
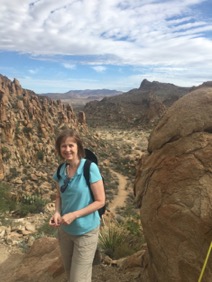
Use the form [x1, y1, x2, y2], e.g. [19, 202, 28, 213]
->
[0, 75, 78, 200]
[134, 87, 212, 281]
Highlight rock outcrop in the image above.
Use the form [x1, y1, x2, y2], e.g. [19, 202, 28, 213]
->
[134, 87, 212, 281]
[0, 74, 79, 201]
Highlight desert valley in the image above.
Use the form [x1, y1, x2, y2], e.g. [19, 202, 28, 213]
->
[0, 74, 212, 281]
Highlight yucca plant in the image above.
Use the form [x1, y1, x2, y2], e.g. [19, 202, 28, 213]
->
[98, 219, 129, 259]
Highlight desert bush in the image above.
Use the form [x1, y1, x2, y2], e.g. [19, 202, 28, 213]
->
[98, 220, 129, 259]
[98, 216, 145, 260]
[37, 150, 44, 161]
[10, 167, 19, 178]
[35, 219, 57, 238]
[16, 195, 47, 217]
[0, 182, 16, 212]
[1, 146, 11, 161]
[23, 126, 33, 135]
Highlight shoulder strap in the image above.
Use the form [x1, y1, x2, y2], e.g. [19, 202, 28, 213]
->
[83, 159, 106, 218]
[57, 162, 65, 180]
[83, 159, 94, 200]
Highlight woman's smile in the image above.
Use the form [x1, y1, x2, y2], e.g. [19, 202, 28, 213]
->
[60, 137, 79, 161]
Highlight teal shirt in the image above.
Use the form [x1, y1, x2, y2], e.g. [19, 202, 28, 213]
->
[53, 158, 102, 235]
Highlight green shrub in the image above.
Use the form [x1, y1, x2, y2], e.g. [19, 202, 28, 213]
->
[35, 220, 57, 238]
[23, 127, 33, 135]
[0, 182, 16, 212]
[0, 183, 49, 219]
[1, 146, 11, 161]
[37, 150, 44, 161]
[16, 195, 47, 217]
[10, 167, 19, 178]
[98, 220, 129, 259]
[98, 215, 145, 260]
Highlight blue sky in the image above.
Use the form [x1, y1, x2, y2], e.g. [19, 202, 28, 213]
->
[0, 0, 212, 94]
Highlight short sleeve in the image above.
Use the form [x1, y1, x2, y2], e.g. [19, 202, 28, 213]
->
[89, 162, 102, 184]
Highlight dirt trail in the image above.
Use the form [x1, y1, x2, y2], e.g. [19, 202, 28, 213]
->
[108, 169, 128, 212]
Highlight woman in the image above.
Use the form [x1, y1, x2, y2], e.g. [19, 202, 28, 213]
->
[49, 129, 105, 282]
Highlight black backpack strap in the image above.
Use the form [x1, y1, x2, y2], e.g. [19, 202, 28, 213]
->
[83, 159, 94, 200]
[84, 159, 106, 218]
[57, 162, 65, 180]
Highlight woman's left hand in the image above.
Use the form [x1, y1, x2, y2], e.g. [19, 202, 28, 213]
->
[61, 212, 77, 225]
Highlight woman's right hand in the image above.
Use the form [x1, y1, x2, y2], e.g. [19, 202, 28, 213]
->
[49, 212, 62, 227]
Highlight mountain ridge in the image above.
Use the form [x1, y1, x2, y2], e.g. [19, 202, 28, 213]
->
[40, 89, 122, 99]
[83, 78, 212, 128]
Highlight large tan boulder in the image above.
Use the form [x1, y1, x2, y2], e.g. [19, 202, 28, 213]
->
[134, 88, 212, 281]
[148, 87, 212, 152]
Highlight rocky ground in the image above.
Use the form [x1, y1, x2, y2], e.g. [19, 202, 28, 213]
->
[0, 241, 142, 282]
[93, 264, 141, 282]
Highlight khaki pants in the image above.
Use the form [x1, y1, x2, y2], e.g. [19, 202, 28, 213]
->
[58, 227, 99, 282]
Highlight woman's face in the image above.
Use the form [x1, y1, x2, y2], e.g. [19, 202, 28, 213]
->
[60, 137, 79, 162]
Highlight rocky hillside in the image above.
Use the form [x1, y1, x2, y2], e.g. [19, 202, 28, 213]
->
[84, 79, 211, 128]
[0, 74, 132, 215]
[0, 74, 89, 202]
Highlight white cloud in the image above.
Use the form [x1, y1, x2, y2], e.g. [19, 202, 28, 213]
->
[62, 63, 76, 69]
[1, 1, 210, 59]
[92, 66, 107, 72]
[0, 0, 212, 91]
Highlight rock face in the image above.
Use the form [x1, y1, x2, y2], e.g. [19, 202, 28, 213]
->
[134, 88, 212, 281]
[0, 74, 79, 201]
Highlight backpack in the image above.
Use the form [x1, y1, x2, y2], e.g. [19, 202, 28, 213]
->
[56, 148, 106, 218]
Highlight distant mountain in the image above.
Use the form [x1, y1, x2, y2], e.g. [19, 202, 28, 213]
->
[41, 89, 122, 100]
[40, 89, 123, 110]
[83, 79, 212, 128]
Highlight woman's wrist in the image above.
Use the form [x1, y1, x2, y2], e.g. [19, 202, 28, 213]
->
[54, 211, 61, 216]
[73, 211, 79, 219]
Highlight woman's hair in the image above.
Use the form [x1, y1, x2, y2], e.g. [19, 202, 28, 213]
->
[55, 129, 85, 159]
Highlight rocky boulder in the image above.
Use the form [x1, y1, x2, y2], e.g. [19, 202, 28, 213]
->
[0, 237, 65, 282]
[148, 87, 212, 152]
[14, 237, 64, 282]
[134, 87, 212, 281]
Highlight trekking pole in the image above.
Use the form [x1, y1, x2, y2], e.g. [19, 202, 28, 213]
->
[198, 242, 212, 282]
